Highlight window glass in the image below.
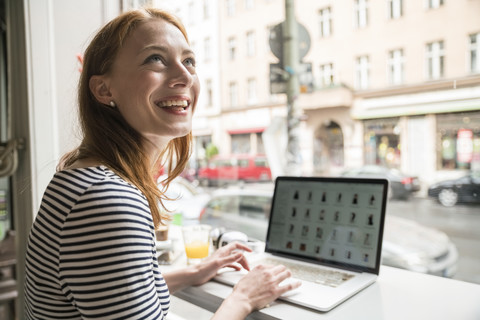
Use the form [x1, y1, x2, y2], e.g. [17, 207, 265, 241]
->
[144, 0, 479, 286]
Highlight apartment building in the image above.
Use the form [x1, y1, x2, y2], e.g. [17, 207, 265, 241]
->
[211, 0, 480, 185]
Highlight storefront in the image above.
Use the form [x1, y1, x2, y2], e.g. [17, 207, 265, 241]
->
[363, 118, 401, 168]
[436, 111, 480, 171]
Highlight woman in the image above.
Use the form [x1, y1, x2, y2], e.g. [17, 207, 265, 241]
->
[24, 8, 300, 320]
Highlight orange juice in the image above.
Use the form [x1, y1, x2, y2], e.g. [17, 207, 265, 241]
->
[184, 241, 209, 259]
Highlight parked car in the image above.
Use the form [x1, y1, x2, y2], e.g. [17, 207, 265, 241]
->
[427, 171, 480, 207]
[199, 187, 458, 278]
[157, 175, 211, 223]
[341, 165, 421, 200]
[197, 154, 272, 186]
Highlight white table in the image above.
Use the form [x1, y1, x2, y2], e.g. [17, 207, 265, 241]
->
[161, 226, 480, 320]
[171, 265, 480, 320]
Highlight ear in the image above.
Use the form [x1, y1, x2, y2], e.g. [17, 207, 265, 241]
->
[89, 75, 113, 105]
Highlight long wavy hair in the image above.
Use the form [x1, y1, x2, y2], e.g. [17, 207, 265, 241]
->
[58, 8, 193, 228]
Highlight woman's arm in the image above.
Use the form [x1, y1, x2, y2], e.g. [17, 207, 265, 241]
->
[162, 242, 301, 319]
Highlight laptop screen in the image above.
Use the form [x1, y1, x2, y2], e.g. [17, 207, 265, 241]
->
[265, 176, 388, 274]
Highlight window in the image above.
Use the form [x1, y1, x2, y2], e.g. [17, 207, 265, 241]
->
[245, 0, 254, 10]
[387, 0, 403, 19]
[354, 0, 369, 29]
[228, 37, 236, 60]
[470, 33, 480, 74]
[388, 49, 404, 85]
[355, 55, 370, 89]
[427, 0, 444, 9]
[204, 37, 211, 61]
[318, 7, 332, 37]
[319, 63, 335, 88]
[205, 79, 213, 107]
[226, 0, 236, 16]
[229, 81, 238, 107]
[188, 2, 195, 26]
[247, 78, 257, 105]
[426, 40, 444, 80]
[246, 31, 255, 57]
[203, 0, 210, 20]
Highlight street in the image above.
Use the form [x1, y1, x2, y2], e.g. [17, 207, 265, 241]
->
[387, 197, 480, 284]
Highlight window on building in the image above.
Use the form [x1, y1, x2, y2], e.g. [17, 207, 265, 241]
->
[247, 78, 257, 105]
[245, 0, 254, 10]
[203, 0, 210, 20]
[188, 2, 195, 26]
[228, 37, 236, 60]
[227, 0, 236, 16]
[204, 37, 211, 61]
[470, 33, 480, 74]
[426, 40, 444, 80]
[229, 81, 238, 107]
[319, 63, 335, 88]
[318, 7, 332, 37]
[427, 0, 444, 9]
[354, 0, 369, 29]
[205, 79, 213, 108]
[355, 55, 370, 89]
[246, 31, 255, 57]
[388, 0, 403, 19]
[388, 49, 404, 85]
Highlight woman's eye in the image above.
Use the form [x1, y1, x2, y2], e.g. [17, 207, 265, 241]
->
[184, 57, 196, 67]
[146, 54, 164, 64]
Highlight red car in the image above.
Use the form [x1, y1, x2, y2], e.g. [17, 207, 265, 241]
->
[198, 154, 272, 186]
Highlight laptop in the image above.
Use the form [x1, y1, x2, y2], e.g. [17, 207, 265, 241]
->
[214, 176, 389, 312]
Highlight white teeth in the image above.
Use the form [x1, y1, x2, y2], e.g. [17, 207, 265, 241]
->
[158, 100, 188, 107]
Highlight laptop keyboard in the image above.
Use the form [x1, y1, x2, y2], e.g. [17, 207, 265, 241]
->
[250, 258, 355, 288]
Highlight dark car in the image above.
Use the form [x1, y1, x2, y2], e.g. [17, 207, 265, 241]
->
[341, 165, 421, 200]
[428, 172, 480, 207]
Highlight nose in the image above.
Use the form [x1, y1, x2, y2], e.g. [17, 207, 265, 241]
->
[168, 62, 194, 88]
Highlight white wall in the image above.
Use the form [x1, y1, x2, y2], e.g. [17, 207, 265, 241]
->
[25, 0, 120, 210]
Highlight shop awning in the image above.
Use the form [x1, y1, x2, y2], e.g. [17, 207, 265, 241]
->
[352, 86, 480, 119]
[227, 127, 266, 134]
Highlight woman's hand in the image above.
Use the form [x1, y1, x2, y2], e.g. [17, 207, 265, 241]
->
[213, 263, 302, 319]
[190, 241, 252, 286]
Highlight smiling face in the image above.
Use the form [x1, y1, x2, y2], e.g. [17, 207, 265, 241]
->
[103, 19, 199, 151]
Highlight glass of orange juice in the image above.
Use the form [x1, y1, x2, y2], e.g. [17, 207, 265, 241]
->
[182, 225, 211, 265]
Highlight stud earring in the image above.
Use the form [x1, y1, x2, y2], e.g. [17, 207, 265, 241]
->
[109, 101, 116, 108]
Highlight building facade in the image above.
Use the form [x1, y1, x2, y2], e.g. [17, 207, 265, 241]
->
[190, 0, 480, 189]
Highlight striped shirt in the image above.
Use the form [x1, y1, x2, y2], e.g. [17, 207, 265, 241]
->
[25, 166, 170, 319]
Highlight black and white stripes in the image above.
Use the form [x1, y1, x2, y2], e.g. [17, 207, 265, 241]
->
[25, 166, 169, 319]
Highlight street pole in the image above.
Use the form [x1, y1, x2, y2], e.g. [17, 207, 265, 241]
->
[283, 0, 302, 176]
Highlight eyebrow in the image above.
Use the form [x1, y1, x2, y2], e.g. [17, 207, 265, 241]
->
[141, 45, 195, 56]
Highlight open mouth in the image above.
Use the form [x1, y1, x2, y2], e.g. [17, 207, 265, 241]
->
[156, 99, 189, 111]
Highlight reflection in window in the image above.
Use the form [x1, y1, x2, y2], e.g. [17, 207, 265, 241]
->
[427, 0, 444, 9]
[470, 33, 480, 74]
[228, 37, 236, 60]
[247, 78, 257, 105]
[226, 0, 236, 16]
[355, 55, 370, 89]
[426, 40, 444, 80]
[319, 63, 335, 88]
[246, 31, 255, 57]
[228, 81, 238, 107]
[388, 0, 403, 19]
[437, 112, 480, 171]
[354, 0, 369, 29]
[388, 49, 404, 85]
[318, 7, 332, 37]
